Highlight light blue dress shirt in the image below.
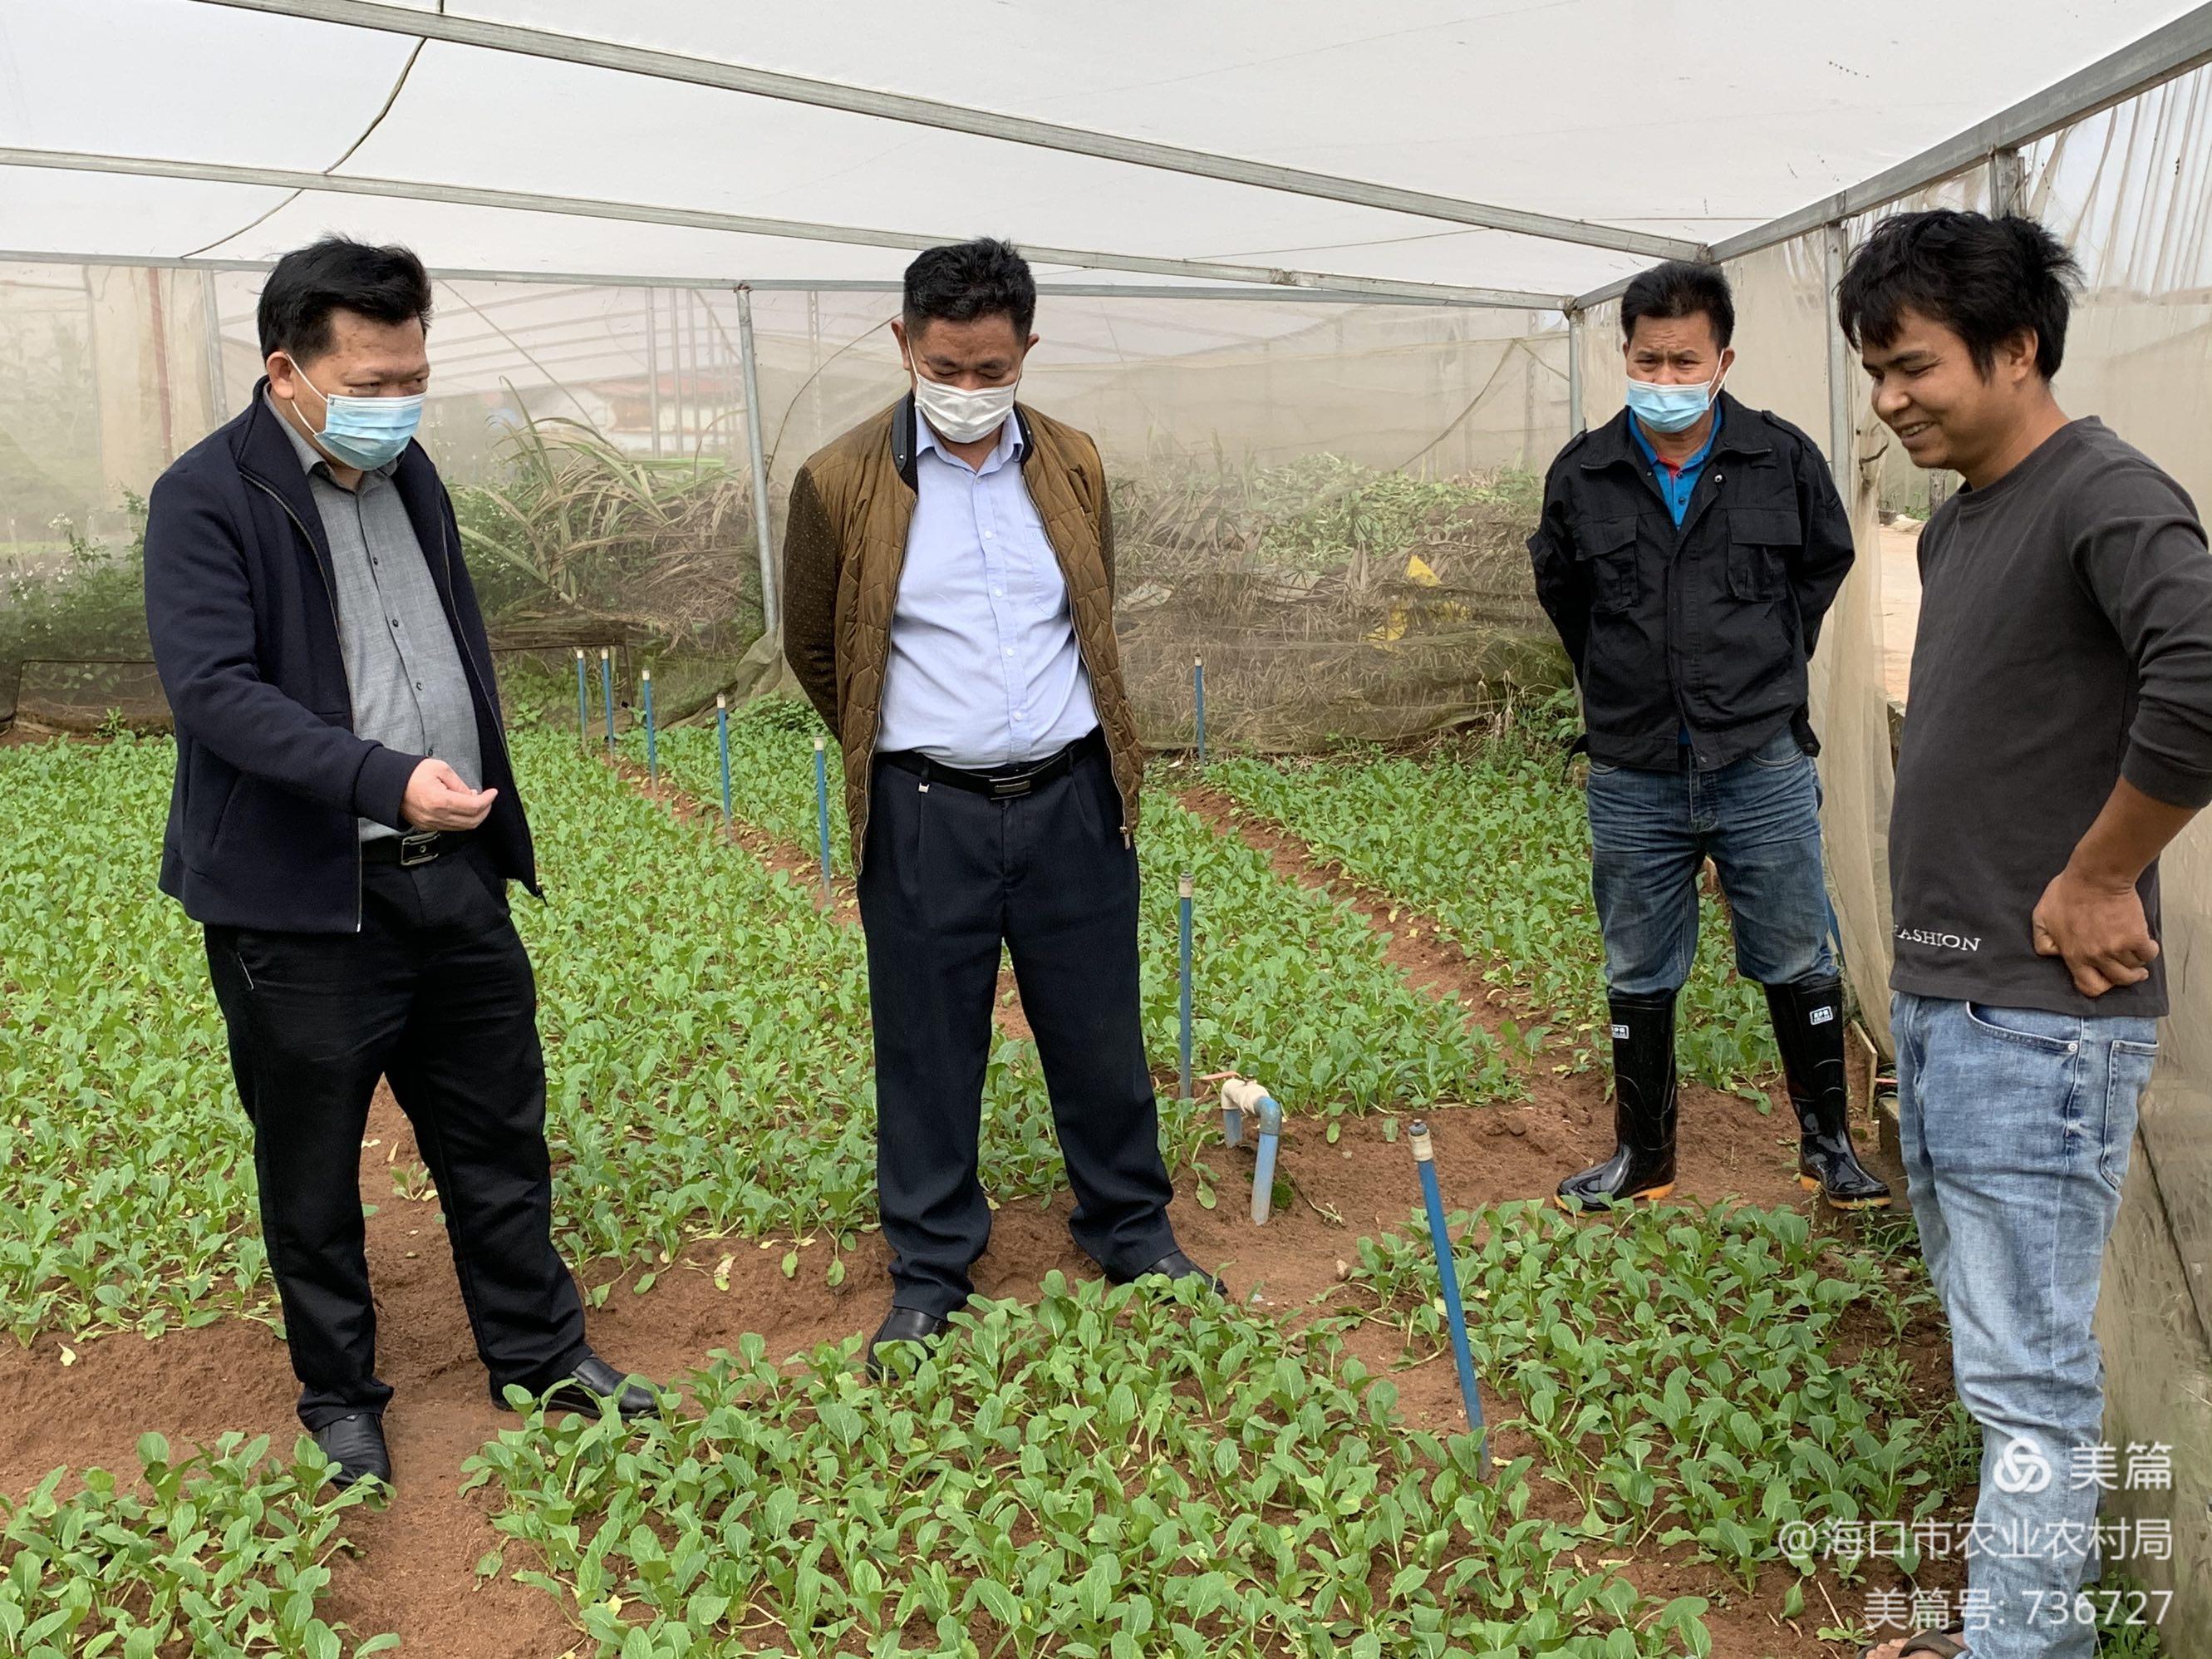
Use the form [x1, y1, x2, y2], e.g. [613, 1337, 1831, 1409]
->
[876, 413, 1101, 769]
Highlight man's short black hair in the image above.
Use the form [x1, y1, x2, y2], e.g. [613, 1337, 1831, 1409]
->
[1837, 209, 2082, 380]
[1620, 260, 1734, 351]
[257, 236, 434, 362]
[902, 238, 1036, 342]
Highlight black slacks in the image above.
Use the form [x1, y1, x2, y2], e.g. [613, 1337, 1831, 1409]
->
[204, 841, 588, 1429]
[858, 742, 1178, 1317]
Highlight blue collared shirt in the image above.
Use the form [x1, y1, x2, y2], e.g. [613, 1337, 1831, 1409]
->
[876, 413, 1100, 769]
[1630, 402, 1723, 527]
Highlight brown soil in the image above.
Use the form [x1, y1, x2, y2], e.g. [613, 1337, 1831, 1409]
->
[1176, 780, 1897, 1213]
[0, 753, 1940, 1658]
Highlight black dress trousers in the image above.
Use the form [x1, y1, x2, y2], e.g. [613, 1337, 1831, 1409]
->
[858, 743, 1178, 1317]
[204, 841, 589, 1429]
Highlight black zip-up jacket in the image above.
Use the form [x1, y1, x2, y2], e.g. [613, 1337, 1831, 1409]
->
[143, 383, 535, 933]
[1526, 393, 1855, 771]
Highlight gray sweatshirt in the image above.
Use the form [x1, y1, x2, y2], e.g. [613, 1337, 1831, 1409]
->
[1890, 417, 2212, 1018]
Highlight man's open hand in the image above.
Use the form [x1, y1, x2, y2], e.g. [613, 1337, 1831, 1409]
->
[401, 757, 497, 831]
[2033, 865, 2158, 997]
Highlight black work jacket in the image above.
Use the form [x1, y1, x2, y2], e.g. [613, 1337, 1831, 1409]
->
[142, 382, 536, 933]
[1526, 393, 1855, 771]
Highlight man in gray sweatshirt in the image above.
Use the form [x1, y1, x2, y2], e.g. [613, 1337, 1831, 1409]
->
[1840, 211, 2212, 1659]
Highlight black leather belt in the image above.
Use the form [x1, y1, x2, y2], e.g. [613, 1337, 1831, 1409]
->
[363, 828, 469, 867]
[879, 729, 1104, 800]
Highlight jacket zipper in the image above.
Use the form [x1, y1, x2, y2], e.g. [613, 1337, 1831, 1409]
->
[436, 512, 517, 790]
[243, 471, 365, 934]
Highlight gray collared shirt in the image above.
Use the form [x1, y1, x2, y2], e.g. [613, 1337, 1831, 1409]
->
[267, 394, 481, 840]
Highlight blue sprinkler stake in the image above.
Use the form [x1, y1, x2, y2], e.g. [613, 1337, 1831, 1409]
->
[1178, 873, 1196, 1112]
[573, 648, 588, 749]
[641, 666, 658, 785]
[715, 693, 733, 831]
[1409, 1118, 1488, 1473]
[599, 647, 616, 752]
[813, 732, 834, 901]
[1192, 654, 1207, 765]
[1222, 1079, 1282, 1223]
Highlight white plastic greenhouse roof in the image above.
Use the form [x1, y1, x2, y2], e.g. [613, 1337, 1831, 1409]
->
[3, 0, 2211, 308]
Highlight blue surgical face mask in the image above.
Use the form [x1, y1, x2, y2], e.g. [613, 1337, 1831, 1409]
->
[1624, 368, 1723, 435]
[288, 359, 425, 470]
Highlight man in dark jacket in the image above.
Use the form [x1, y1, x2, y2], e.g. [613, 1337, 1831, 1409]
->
[144, 237, 650, 1490]
[1528, 260, 1889, 1212]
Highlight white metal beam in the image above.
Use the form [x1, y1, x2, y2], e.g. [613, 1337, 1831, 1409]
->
[1568, 2, 2212, 312]
[188, 0, 1703, 264]
[0, 249, 1535, 306]
[0, 147, 1568, 308]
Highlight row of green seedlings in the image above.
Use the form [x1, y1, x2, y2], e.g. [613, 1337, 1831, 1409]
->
[465, 1273, 1724, 1659]
[628, 696, 1521, 1135]
[455, 1195, 1995, 1659]
[1205, 739, 1780, 1090]
[0, 1433, 396, 1659]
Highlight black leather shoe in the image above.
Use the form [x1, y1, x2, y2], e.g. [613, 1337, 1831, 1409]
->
[1111, 1249, 1227, 1297]
[1557, 991, 1679, 1209]
[542, 1354, 661, 1420]
[312, 1413, 391, 1490]
[867, 1307, 949, 1380]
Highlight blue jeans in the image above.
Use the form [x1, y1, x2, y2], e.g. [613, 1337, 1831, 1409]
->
[1585, 727, 1833, 995]
[1891, 992, 2160, 1658]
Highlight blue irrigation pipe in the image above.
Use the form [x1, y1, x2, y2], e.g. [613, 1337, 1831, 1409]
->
[1410, 1118, 1488, 1473]
[641, 667, 657, 785]
[813, 733, 834, 900]
[715, 693, 733, 830]
[573, 648, 588, 749]
[1177, 873, 1196, 1111]
[1249, 1089, 1281, 1223]
[1192, 655, 1207, 765]
[598, 647, 616, 752]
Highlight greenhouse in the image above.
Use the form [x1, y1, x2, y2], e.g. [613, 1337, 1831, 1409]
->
[2, 2, 2210, 1655]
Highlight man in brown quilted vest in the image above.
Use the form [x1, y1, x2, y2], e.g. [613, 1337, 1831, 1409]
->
[784, 239, 1220, 1372]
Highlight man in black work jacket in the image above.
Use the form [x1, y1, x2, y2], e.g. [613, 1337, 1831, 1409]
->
[143, 237, 651, 1490]
[1528, 259, 1889, 1212]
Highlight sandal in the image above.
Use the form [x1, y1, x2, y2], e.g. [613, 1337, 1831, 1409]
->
[1860, 1626, 1966, 1659]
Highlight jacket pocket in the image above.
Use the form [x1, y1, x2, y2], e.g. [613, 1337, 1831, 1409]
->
[1575, 516, 1640, 614]
[1727, 506, 1800, 602]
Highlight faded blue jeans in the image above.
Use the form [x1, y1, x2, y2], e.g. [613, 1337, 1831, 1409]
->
[1891, 991, 2160, 1658]
[1585, 726, 1834, 995]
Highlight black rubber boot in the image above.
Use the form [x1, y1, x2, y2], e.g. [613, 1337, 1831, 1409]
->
[1765, 975, 1892, 1209]
[1557, 991, 1679, 1209]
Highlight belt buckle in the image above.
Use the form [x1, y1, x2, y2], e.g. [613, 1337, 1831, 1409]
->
[988, 773, 1035, 800]
[398, 830, 441, 867]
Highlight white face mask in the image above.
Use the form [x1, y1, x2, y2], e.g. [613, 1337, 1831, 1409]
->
[912, 368, 1017, 444]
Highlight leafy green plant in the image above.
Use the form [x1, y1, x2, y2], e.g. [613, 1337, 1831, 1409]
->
[1209, 735, 1777, 1088]
[453, 416, 760, 635]
[0, 732, 271, 1341]
[643, 701, 1516, 1120]
[465, 1273, 1715, 1658]
[1332, 1199, 1964, 1586]
[512, 726, 1064, 1283]
[0, 1433, 392, 1657]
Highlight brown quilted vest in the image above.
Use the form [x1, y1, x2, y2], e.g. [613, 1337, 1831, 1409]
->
[780, 396, 1143, 871]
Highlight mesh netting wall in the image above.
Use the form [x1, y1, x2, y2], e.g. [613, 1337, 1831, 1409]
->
[0, 275, 1570, 741]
